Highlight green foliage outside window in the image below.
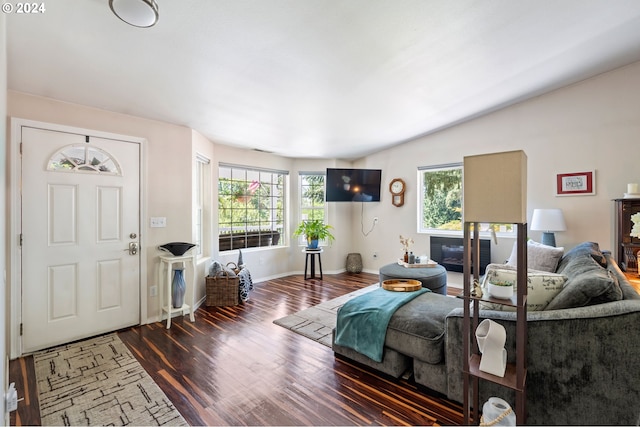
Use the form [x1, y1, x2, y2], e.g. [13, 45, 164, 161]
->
[218, 167, 285, 250]
[300, 174, 325, 222]
[422, 168, 462, 231]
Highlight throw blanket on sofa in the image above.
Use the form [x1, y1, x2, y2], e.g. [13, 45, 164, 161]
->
[335, 287, 430, 362]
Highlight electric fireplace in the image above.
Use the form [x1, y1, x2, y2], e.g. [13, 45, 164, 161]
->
[430, 236, 491, 274]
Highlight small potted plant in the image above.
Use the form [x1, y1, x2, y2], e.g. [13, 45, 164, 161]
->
[487, 280, 514, 299]
[293, 219, 335, 249]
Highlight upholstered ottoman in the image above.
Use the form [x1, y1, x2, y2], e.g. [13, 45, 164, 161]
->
[379, 262, 447, 294]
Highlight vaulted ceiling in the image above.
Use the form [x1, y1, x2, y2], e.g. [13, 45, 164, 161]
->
[7, 1, 640, 159]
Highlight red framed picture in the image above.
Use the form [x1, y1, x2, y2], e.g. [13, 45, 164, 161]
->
[556, 171, 595, 196]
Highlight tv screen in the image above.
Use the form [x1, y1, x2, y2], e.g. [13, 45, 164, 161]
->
[325, 168, 382, 202]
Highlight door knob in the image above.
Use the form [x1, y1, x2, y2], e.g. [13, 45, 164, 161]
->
[125, 242, 139, 255]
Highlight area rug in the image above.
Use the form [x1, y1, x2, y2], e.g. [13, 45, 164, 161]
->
[33, 333, 187, 426]
[273, 284, 378, 347]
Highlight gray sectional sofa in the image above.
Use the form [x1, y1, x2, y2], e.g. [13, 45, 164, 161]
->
[332, 242, 640, 425]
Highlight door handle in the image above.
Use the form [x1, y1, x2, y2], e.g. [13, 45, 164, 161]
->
[125, 242, 139, 255]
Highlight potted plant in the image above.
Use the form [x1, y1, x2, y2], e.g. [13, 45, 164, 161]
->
[487, 280, 514, 299]
[293, 219, 335, 249]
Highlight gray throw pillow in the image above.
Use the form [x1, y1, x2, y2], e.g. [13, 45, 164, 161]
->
[506, 240, 564, 273]
[556, 241, 607, 272]
[545, 254, 623, 310]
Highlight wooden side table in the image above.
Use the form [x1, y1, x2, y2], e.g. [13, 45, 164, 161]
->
[303, 248, 323, 280]
[158, 254, 196, 329]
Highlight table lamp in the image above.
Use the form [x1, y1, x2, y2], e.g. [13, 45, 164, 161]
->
[530, 209, 566, 247]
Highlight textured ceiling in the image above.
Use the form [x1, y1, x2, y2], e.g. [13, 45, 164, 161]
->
[7, 0, 640, 159]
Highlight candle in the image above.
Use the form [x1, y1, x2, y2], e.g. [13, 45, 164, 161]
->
[628, 183, 638, 194]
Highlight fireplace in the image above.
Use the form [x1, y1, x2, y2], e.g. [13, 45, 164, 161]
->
[430, 236, 491, 274]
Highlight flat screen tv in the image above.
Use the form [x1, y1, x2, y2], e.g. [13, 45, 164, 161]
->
[325, 168, 382, 202]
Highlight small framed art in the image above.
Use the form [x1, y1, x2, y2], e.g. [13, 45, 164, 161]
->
[556, 171, 595, 196]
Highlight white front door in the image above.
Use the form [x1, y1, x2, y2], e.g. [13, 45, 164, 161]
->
[21, 126, 141, 353]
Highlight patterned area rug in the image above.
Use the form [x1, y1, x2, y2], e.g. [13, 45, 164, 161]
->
[33, 333, 187, 426]
[273, 284, 378, 347]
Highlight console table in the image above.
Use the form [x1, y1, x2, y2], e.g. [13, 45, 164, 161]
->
[158, 253, 196, 329]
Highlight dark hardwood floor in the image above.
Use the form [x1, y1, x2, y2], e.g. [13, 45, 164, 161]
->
[10, 272, 463, 426]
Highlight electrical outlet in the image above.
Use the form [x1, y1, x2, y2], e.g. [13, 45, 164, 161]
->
[150, 217, 166, 228]
[150, 285, 158, 297]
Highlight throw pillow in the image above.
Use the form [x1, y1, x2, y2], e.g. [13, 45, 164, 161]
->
[506, 240, 564, 272]
[556, 241, 607, 273]
[480, 265, 566, 311]
[545, 254, 623, 310]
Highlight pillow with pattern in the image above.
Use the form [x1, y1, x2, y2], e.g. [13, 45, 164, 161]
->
[480, 264, 567, 311]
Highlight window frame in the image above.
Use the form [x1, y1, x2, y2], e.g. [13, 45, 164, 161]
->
[298, 171, 327, 246]
[194, 154, 210, 258]
[218, 163, 287, 252]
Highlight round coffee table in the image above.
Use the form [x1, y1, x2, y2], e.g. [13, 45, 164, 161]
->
[379, 262, 447, 295]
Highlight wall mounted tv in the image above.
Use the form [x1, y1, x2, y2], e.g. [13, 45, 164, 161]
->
[325, 168, 382, 202]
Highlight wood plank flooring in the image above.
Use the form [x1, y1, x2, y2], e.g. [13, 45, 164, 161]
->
[10, 272, 463, 426]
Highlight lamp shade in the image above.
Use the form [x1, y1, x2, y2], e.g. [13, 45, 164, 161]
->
[530, 209, 566, 232]
[463, 150, 527, 223]
[110, 0, 159, 28]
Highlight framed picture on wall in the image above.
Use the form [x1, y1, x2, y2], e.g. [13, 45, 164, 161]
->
[556, 171, 595, 196]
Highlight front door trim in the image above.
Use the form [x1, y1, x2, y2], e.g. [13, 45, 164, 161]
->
[9, 118, 147, 358]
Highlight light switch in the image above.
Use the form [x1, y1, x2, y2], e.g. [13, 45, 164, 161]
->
[150, 217, 166, 228]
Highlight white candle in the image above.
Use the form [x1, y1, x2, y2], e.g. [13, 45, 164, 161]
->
[628, 183, 638, 194]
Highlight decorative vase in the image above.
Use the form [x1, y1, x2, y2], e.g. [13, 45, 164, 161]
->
[476, 319, 507, 377]
[172, 268, 186, 309]
[480, 397, 516, 426]
[346, 253, 363, 273]
[404, 251, 409, 263]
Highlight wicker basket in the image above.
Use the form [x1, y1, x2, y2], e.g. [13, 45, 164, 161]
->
[206, 270, 239, 306]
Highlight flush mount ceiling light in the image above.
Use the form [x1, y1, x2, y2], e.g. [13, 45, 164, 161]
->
[109, 0, 158, 28]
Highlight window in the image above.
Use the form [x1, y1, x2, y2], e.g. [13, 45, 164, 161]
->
[194, 154, 210, 257]
[298, 172, 327, 245]
[48, 144, 121, 174]
[419, 163, 514, 234]
[218, 164, 286, 251]
[419, 164, 463, 232]
[299, 172, 326, 222]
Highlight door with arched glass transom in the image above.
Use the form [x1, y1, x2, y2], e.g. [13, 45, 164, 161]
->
[21, 126, 141, 353]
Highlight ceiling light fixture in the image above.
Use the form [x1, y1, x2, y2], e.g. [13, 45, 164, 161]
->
[109, 0, 159, 28]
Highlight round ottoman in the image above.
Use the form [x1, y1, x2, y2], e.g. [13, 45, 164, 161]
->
[379, 262, 447, 295]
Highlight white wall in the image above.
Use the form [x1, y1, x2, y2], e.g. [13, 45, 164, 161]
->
[353, 60, 640, 272]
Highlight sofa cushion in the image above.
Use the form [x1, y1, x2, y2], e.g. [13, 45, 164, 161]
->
[385, 292, 463, 364]
[546, 254, 623, 310]
[480, 264, 566, 311]
[556, 241, 607, 271]
[506, 240, 564, 272]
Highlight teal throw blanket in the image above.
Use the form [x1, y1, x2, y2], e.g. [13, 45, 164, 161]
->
[334, 287, 429, 362]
